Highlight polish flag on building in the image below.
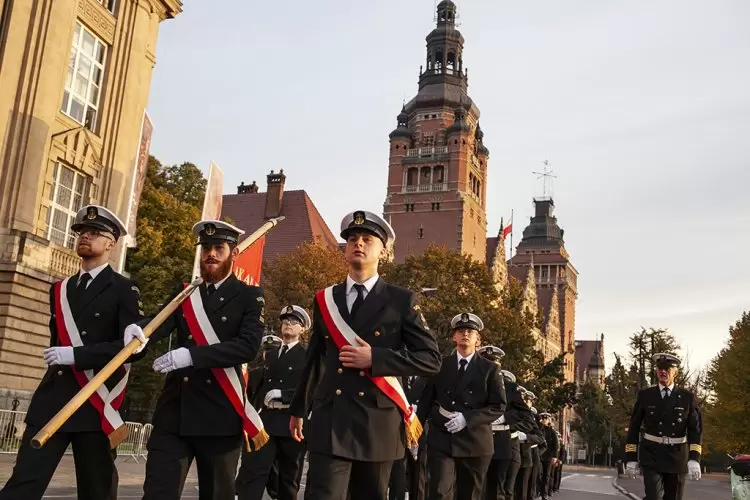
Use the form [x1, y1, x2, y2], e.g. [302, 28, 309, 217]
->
[501, 214, 513, 240]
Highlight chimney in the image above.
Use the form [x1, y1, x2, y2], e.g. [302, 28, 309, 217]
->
[264, 169, 286, 219]
[236, 181, 259, 194]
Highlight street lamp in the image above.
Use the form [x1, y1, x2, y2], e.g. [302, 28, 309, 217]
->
[606, 393, 614, 467]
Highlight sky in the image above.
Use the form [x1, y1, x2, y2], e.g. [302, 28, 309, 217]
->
[146, 0, 750, 372]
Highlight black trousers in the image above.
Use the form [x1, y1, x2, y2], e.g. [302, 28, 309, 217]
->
[0, 425, 116, 500]
[304, 452, 392, 500]
[540, 460, 554, 497]
[408, 445, 428, 500]
[388, 457, 407, 500]
[642, 466, 686, 500]
[235, 435, 305, 500]
[552, 462, 562, 491]
[514, 467, 531, 500]
[503, 461, 520, 500]
[426, 448, 492, 500]
[142, 427, 242, 500]
[528, 455, 540, 500]
[484, 458, 512, 500]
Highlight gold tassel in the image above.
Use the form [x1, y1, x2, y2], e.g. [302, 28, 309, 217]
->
[405, 417, 423, 448]
[108, 424, 129, 449]
[250, 428, 270, 451]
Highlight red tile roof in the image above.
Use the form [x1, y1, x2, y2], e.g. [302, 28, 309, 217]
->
[222, 190, 339, 262]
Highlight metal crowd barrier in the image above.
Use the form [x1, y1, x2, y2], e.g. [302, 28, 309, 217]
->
[0, 410, 152, 461]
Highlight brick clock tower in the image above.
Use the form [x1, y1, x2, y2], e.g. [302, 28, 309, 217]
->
[383, 0, 489, 263]
[510, 198, 579, 383]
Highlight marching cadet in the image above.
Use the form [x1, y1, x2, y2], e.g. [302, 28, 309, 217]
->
[624, 353, 702, 500]
[0, 205, 142, 500]
[514, 390, 544, 500]
[417, 313, 507, 500]
[527, 406, 543, 500]
[288, 210, 441, 499]
[236, 306, 310, 500]
[538, 413, 559, 500]
[477, 345, 531, 500]
[406, 375, 429, 500]
[124, 220, 266, 500]
[552, 434, 565, 494]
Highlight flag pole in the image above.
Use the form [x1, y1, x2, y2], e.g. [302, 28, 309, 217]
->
[509, 208, 514, 260]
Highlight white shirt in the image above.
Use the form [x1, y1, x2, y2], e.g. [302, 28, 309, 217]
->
[345, 274, 380, 312]
[208, 272, 232, 291]
[658, 383, 675, 398]
[456, 351, 474, 371]
[281, 340, 300, 351]
[78, 263, 109, 288]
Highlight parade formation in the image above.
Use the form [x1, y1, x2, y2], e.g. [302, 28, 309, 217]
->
[0, 206, 705, 500]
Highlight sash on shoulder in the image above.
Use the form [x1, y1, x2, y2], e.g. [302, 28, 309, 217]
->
[53, 279, 129, 447]
[180, 285, 269, 451]
[315, 286, 423, 447]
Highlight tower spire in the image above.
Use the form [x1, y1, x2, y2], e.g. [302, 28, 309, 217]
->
[490, 221, 508, 291]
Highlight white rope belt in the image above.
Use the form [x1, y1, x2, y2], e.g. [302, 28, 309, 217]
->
[643, 433, 687, 445]
[491, 424, 510, 431]
[265, 401, 290, 410]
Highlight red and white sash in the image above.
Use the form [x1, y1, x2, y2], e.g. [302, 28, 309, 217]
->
[315, 286, 423, 447]
[52, 279, 129, 446]
[180, 286, 269, 451]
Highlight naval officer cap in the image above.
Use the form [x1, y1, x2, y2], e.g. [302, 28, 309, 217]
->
[653, 352, 681, 369]
[261, 334, 282, 350]
[477, 345, 505, 363]
[340, 210, 396, 246]
[501, 370, 516, 383]
[517, 385, 527, 394]
[530, 407, 538, 415]
[451, 312, 484, 332]
[192, 220, 245, 246]
[279, 305, 311, 330]
[525, 391, 537, 401]
[539, 412, 552, 419]
[71, 205, 127, 240]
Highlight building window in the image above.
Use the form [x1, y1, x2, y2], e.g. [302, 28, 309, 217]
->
[61, 22, 107, 131]
[406, 168, 418, 186]
[405, 203, 414, 212]
[96, 0, 116, 13]
[431, 202, 440, 211]
[46, 163, 89, 249]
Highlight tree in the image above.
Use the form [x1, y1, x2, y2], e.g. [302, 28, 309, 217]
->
[704, 311, 750, 454]
[628, 327, 680, 388]
[525, 354, 578, 414]
[571, 381, 611, 465]
[604, 354, 636, 460]
[380, 245, 542, 380]
[121, 156, 206, 421]
[261, 241, 348, 338]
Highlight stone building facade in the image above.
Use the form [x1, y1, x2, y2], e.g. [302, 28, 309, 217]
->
[383, 0, 489, 263]
[0, 0, 181, 409]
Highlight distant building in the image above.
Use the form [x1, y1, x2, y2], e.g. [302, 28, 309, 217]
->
[575, 334, 606, 388]
[222, 170, 339, 262]
[0, 0, 181, 409]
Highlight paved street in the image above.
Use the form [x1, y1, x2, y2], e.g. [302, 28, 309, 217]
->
[616, 472, 731, 500]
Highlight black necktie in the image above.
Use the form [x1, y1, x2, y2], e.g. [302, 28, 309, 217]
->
[206, 284, 216, 296]
[278, 345, 288, 359]
[458, 358, 468, 378]
[77, 272, 92, 291]
[350, 284, 365, 319]
[662, 387, 670, 399]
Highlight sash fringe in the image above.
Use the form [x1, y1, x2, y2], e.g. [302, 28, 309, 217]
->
[108, 424, 129, 449]
[250, 428, 270, 451]
[405, 416, 423, 449]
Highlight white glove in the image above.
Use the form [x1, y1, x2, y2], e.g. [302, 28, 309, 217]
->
[124, 324, 148, 354]
[517, 431, 527, 442]
[409, 444, 419, 460]
[687, 460, 701, 481]
[492, 415, 506, 425]
[410, 404, 418, 415]
[153, 348, 193, 373]
[445, 413, 467, 433]
[264, 389, 282, 406]
[626, 461, 639, 478]
[43, 346, 75, 366]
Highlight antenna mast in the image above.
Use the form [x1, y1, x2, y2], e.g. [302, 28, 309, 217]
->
[532, 159, 558, 200]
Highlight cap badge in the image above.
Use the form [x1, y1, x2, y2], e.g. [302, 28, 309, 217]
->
[204, 223, 216, 236]
[286, 306, 294, 314]
[86, 207, 97, 220]
[353, 212, 365, 225]
[461, 313, 469, 322]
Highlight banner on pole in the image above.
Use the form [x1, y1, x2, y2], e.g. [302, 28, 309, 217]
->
[233, 236, 265, 286]
[192, 161, 224, 278]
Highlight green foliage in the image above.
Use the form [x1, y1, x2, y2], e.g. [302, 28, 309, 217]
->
[571, 380, 611, 464]
[704, 311, 750, 454]
[526, 354, 578, 413]
[261, 241, 348, 338]
[628, 327, 680, 388]
[122, 156, 206, 421]
[380, 245, 541, 380]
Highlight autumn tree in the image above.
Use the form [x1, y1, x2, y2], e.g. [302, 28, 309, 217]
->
[261, 241, 348, 337]
[571, 380, 611, 465]
[704, 311, 750, 454]
[380, 245, 541, 380]
[121, 156, 206, 421]
[525, 354, 578, 414]
[604, 354, 634, 458]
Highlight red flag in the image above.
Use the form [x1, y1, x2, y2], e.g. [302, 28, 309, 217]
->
[233, 236, 266, 286]
[502, 218, 513, 240]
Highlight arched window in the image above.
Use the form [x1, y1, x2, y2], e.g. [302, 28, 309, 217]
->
[433, 165, 444, 184]
[446, 52, 456, 74]
[407, 168, 418, 186]
[435, 49, 444, 72]
[421, 166, 432, 184]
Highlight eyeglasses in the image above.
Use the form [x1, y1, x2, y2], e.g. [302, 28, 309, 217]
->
[280, 318, 302, 326]
[76, 229, 114, 241]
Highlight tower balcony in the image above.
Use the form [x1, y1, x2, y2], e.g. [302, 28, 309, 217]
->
[402, 183, 448, 194]
[403, 146, 450, 163]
